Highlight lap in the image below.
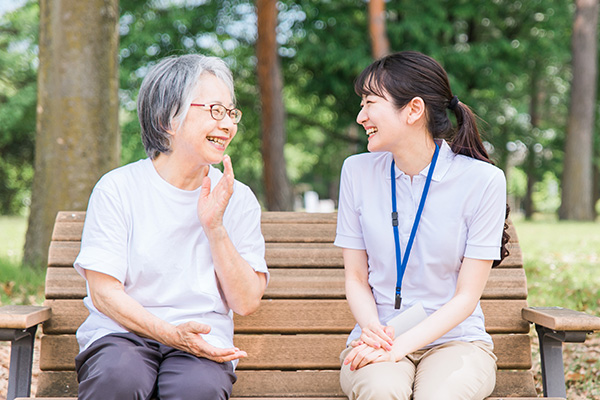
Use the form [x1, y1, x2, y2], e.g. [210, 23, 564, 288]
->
[339, 341, 497, 400]
[76, 333, 236, 400]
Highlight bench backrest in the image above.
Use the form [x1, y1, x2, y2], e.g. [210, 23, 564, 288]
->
[38, 211, 537, 398]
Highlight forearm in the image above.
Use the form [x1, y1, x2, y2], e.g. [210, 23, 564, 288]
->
[88, 277, 178, 346]
[346, 278, 380, 329]
[205, 225, 266, 316]
[389, 293, 479, 360]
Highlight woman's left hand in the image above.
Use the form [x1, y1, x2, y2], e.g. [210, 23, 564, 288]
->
[198, 155, 234, 231]
[343, 343, 395, 371]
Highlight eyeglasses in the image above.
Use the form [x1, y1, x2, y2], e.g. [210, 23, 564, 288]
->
[190, 103, 242, 124]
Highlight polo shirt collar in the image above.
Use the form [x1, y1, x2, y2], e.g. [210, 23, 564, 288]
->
[388, 139, 455, 182]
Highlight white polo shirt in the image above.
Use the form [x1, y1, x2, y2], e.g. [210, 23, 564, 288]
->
[335, 140, 506, 347]
[74, 158, 268, 353]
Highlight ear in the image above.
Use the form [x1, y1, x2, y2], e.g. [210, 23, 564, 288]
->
[406, 97, 426, 125]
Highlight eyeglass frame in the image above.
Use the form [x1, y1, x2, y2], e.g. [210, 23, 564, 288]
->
[189, 103, 242, 124]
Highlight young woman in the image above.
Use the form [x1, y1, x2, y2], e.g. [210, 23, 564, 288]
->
[334, 51, 509, 399]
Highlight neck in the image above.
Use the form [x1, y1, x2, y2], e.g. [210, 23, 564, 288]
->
[392, 137, 437, 178]
[152, 153, 210, 190]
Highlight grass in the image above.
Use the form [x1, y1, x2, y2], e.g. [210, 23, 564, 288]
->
[512, 216, 600, 315]
[0, 215, 45, 305]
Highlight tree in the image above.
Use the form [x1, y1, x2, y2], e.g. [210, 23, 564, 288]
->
[0, 1, 38, 215]
[23, 0, 121, 267]
[256, 0, 293, 210]
[559, 0, 598, 221]
[368, 0, 389, 59]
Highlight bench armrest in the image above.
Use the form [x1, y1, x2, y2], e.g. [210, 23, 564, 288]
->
[522, 306, 600, 398]
[0, 305, 52, 329]
[0, 305, 51, 400]
[522, 306, 600, 332]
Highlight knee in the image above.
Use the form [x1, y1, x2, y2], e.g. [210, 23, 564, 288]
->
[352, 374, 412, 400]
[160, 364, 234, 400]
[79, 363, 155, 399]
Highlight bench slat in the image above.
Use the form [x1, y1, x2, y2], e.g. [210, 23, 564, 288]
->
[42, 298, 529, 335]
[39, 330, 531, 371]
[43, 266, 528, 302]
[34, 368, 538, 399]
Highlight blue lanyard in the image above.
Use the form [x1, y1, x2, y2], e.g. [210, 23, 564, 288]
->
[391, 142, 440, 309]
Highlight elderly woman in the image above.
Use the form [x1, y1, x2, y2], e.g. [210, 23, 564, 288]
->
[73, 54, 268, 400]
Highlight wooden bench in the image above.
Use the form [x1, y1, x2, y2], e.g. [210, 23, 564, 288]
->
[4, 210, 600, 400]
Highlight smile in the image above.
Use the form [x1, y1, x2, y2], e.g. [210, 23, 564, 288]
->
[207, 136, 227, 146]
[366, 127, 378, 137]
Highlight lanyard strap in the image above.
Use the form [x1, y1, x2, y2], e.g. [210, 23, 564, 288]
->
[391, 142, 440, 309]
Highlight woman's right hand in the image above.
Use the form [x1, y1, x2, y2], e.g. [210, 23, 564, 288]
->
[355, 321, 394, 351]
[171, 321, 247, 363]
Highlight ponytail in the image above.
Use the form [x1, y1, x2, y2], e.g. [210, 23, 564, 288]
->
[450, 100, 511, 268]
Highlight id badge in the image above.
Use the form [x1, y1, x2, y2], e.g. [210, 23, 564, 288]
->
[386, 302, 428, 338]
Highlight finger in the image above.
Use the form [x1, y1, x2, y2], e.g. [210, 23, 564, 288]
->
[222, 154, 234, 179]
[384, 325, 395, 340]
[188, 321, 211, 334]
[199, 176, 211, 201]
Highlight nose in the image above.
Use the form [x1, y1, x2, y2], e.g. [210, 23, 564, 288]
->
[356, 106, 368, 125]
[218, 114, 236, 135]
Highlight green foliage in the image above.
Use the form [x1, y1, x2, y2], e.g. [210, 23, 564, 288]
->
[0, 0, 588, 214]
[0, 0, 38, 215]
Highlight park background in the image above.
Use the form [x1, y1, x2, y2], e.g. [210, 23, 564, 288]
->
[0, 0, 599, 398]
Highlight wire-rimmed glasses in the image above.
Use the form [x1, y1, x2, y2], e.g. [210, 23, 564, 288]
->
[190, 103, 242, 124]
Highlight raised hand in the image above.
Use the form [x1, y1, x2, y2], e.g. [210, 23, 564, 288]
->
[197, 155, 235, 231]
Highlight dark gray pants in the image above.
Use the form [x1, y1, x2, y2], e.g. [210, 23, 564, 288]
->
[75, 333, 237, 400]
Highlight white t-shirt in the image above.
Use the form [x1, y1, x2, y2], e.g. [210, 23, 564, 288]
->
[74, 158, 268, 353]
[334, 140, 506, 347]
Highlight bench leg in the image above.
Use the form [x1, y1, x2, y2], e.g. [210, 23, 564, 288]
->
[535, 324, 587, 399]
[6, 325, 38, 400]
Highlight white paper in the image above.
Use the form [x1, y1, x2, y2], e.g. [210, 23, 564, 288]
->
[386, 302, 428, 338]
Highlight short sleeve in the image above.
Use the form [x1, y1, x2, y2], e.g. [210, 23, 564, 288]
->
[464, 168, 507, 260]
[73, 184, 130, 283]
[227, 184, 269, 283]
[334, 158, 366, 250]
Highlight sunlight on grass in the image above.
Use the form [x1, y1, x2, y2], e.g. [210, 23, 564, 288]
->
[0, 215, 45, 305]
[512, 217, 600, 315]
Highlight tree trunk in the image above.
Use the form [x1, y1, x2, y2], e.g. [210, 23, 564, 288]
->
[23, 0, 120, 268]
[560, 0, 598, 221]
[256, 0, 293, 211]
[523, 64, 541, 220]
[368, 0, 390, 59]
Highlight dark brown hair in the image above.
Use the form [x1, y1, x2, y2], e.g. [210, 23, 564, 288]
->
[355, 51, 510, 267]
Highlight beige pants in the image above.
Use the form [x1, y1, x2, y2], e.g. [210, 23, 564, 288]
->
[339, 340, 497, 400]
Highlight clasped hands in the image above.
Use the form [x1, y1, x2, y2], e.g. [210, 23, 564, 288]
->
[343, 321, 398, 371]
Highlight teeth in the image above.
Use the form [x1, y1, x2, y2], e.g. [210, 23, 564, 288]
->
[207, 137, 226, 146]
[366, 128, 378, 136]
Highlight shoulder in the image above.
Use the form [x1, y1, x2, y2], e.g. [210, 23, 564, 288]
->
[93, 159, 150, 194]
[451, 153, 505, 184]
[341, 152, 389, 174]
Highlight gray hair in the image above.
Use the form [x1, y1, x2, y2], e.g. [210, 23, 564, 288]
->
[137, 54, 235, 159]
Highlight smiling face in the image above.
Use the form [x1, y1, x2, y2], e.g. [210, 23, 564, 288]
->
[357, 93, 408, 154]
[170, 73, 238, 166]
